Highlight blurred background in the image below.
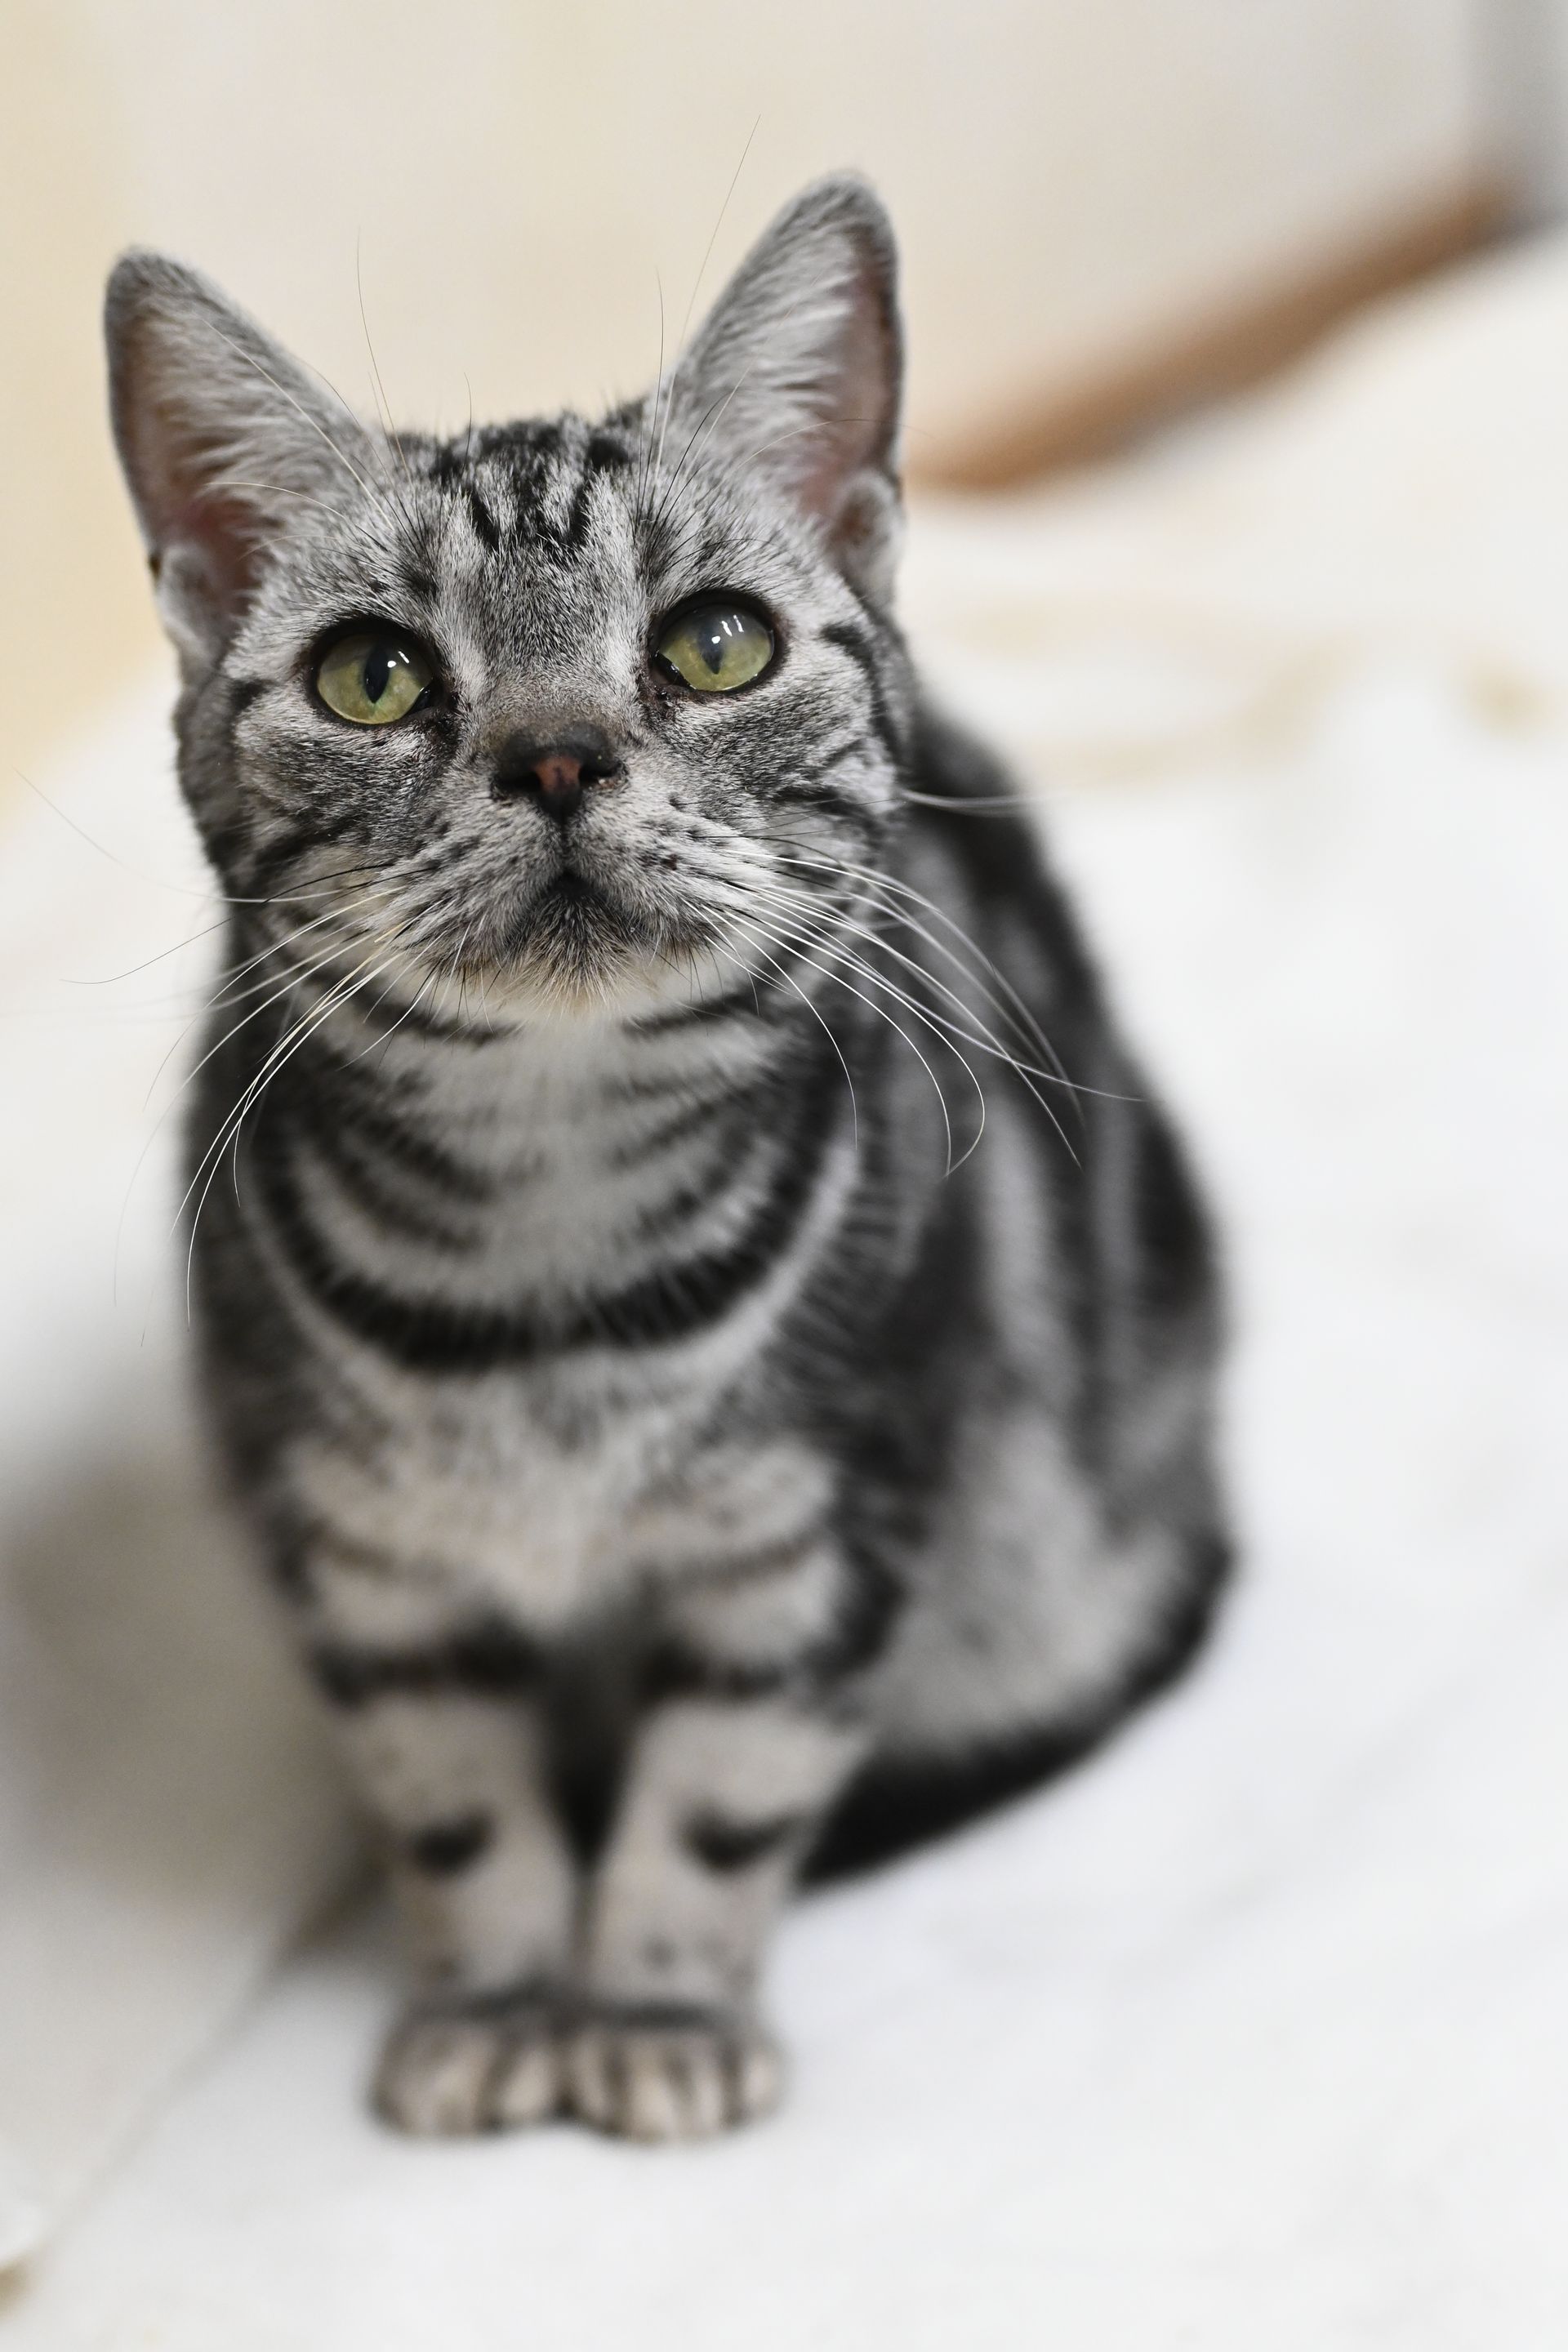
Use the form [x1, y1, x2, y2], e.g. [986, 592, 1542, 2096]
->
[5, 4, 1568, 2339]
[7, 0, 1568, 777]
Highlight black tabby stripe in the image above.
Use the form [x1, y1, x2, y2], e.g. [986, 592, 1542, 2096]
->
[764, 734, 885, 837]
[643, 1549, 902, 1705]
[307, 1058, 497, 1200]
[563, 466, 598, 552]
[466, 484, 504, 554]
[606, 1079, 768, 1167]
[804, 1529, 1232, 1880]
[583, 429, 638, 474]
[289, 1104, 484, 1250]
[804, 1725, 1089, 1882]
[333, 974, 496, 1049]
[310, 1618, 543, 1706]
[255, 1034, 849, 1373]
[629, 981, 766, 1035]
[682, 1808, 806, 1872]
[241, 808, 365, 898]
[630, 1124, 763, 1245]
[819, 621, 903, 767]
[769, 783, 881, 839]
[404, 1811, 495, 1875]
[503, 422, 577, 550]
[1133, 1109, 1215, 1319]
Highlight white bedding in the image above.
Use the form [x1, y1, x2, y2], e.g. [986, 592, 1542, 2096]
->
[3, 237, 1566, 2345]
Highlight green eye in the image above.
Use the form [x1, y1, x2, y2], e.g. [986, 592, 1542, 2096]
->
[654, 602, 776, 694]
[315, 630, 435, 725]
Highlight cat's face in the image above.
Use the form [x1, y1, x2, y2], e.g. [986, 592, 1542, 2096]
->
[107, 179, 908, 1022]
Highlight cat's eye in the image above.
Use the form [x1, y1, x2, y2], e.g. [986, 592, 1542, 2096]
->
[315, 629, 435, 726]
[653, 601, 776, 695]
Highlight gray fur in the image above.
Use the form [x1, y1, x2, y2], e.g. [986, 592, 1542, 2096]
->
[105, 176, 1228, 2142]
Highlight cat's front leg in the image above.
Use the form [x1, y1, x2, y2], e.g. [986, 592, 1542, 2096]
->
[303, 1570, 577, 2136]
[569, 1542, 891, 2140]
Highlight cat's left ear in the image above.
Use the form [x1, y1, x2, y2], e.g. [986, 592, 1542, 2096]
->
[105, 252, 378, 672]
[668, 176, 904, 605]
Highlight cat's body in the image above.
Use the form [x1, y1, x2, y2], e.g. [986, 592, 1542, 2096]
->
[107, 179, 1227, 2140]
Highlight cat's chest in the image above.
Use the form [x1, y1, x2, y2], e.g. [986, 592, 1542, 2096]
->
[255, 1020, 813, 1624]
[280, 1014, 772, 1306]
[287, 1356, 710, 1627]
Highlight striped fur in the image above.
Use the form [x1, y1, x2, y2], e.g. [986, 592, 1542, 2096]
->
[105, 178, 1228, 2141]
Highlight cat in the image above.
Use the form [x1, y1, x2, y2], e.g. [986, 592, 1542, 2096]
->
[105, 176, 1228, 2143]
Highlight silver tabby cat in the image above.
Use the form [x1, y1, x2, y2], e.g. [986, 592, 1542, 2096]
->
[105, 178, 1227, 2142]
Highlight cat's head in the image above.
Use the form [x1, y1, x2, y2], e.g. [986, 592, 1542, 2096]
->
[105, 176, 910, 1024]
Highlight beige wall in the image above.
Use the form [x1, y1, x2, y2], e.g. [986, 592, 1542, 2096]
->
[2, 0, 1489, 778]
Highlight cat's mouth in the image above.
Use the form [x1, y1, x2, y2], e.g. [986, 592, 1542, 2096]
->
[489, 866, 645, 988]
[537, 871, 600, 913]
[449, 855, 720, 1017]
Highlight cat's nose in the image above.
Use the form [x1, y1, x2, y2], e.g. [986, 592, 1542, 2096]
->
[491, 728, 625, 822]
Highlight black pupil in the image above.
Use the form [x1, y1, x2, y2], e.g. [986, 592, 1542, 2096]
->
[698, 615, 737, 673]
[363, 644, 395, 704]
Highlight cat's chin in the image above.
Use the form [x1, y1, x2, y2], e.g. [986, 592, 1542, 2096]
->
[411, 935, 743, 1032]
[409, 879, 753, 1030]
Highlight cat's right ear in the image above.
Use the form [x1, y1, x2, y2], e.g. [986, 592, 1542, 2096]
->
[105, 253, 376, 670]
[668, 177, 905, 606]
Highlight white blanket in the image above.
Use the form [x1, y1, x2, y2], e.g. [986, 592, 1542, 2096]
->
[0, 687, 357, 2271]
[3, 236, 1566, 2342]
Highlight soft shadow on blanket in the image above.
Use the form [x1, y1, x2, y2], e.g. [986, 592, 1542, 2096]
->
[0, 1381, 355, 2256]
[6, 1422, 341, 1909]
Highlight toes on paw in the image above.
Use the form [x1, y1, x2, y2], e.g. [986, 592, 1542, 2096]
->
[373, 2002, 564, 2136]
[565, 2014, 782, 2141]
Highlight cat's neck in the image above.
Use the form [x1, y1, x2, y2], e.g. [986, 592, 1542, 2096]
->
[232, 966, 817, 1316]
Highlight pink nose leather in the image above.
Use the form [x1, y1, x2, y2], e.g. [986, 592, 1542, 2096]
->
[491, 729, 624, 820]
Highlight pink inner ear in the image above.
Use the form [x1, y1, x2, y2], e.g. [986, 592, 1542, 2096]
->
[117, 338, 269, 623]
[167, 483, 266, 619]
[791, 257, 900, 523]
[131, 370, 267, 618]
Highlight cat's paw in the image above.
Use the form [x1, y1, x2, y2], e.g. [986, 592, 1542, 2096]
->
[564, 2002, 783, 2141]
[372, 1993, 564, 2136]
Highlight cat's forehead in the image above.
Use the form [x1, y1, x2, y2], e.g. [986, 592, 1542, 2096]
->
[420, 415, 780, 583]
[251, 405, 826, 702]
[310, 412, 813, 657]
[403, 419, 651, 674]
[422, 415, 644, 567]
